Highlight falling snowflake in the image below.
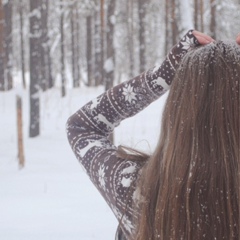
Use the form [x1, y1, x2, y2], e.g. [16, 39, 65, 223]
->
[181, 35, 195, 50]
[98, 166, 106, 190]
[122, 85, 137, 103]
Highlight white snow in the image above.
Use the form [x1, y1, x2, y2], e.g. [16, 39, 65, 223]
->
[179, 0, 194, 33]
[0, 78, 168, 240]
[104, 58, 114, 73]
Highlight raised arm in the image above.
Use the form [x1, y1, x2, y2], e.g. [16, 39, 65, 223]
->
[66, 30, 205, 237]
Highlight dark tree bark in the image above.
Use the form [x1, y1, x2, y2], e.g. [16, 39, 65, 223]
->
[29, 0, 42, 137]
[104, 0, 116, 143]
[40, 0, 52, 91]
[71, 1, 76, 87]
[194, 0, 199, 30]
[165, 0, 170, 55]
[86, 15, 93, 86]
[71, 1, 80, 88]
[104, 0, 116, 91]
[17, 95, 25, 168]
[75, 3, 80, 87]
[138, 0, 146, 73]
[47, 42, 53, 88]
[171, 0, 178, 44]
[45, 0, 53, 89]
[200, 0, 204, 32]
[4, 0, 13, 90]
[60, 0, 66, 97]
[127, 0, 134, 77]
[0, 0, 4, 91]
[94, 0, 103, 86]
[19, 0, 26, 89]
[194, 0, 204, 32]
[100, 0, 105, 85]
[210, 0, 216, 39]
[165, 0, 179, 54]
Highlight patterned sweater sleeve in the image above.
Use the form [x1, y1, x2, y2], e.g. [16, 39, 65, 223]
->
[66, 30, 199, 237]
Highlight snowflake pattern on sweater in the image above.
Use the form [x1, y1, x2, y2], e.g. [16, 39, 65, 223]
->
[66, 30, 199, 239]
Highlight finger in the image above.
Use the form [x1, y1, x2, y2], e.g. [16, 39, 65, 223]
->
[193, 30, 213, 40]
[193, 30, 215, 43]
[236, 33, 240, 45]
[193, 31, 214, 42]
[194, 35, 213, 45]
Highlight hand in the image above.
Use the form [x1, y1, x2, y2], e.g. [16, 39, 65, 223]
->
[236, 33, 240, 45]
[192, 30, 215, 45]
[169, 30, 206, 69]
[153, 30, 215, 87]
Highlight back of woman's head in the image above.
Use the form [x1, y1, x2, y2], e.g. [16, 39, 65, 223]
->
[136, 41, 240, 240]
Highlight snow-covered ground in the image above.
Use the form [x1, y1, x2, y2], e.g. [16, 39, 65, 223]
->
[0, 83, 168, 240]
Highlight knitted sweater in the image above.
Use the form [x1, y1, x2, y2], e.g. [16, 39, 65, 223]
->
[66, 30, 199, 239]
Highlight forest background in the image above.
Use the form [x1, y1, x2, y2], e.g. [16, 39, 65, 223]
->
[1, 0, 240, 136]
[1, 0, 240, 240]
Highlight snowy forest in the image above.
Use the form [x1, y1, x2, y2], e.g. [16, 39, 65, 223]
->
[1, 0, 240, 239]
[1, 0, 240, 138]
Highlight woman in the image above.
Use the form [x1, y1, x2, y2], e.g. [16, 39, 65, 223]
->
[66, 30, 240, 239]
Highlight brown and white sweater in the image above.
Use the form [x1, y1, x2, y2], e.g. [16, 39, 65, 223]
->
[66, 30, 199, 239]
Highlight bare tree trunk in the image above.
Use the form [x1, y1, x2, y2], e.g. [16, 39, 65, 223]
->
[104, 0, 116, 143]
[19, 0, 26, 89]
[71, 1, 76, 87]
[171, 0, 178, 44]
[47, 42, 53, 88]
[104, 0, 116, 90]
[210, 0, 216, 38]
[46, 0, 53, 89]
[29, 0, 41, 137]
[16, 95, 25, 168]
[138, 0, 146, 73]
[86, 15, 93, 86]
[4, 0, 13, 90]
[0, 0, 4, 91]
[40, 0, 47, 91]
[100, 0, 104, 85]
[75, 3, 80, 87]
[94, 0, 103, 86]
[40, 0, 52, 90]
[194, 0, 199, 30]
[200, 0, 204, 32]
[165, 0, 169, 55]
[194, 0, 204, 32]
[127, 0, 134, 77]
[71, 1, 80, 88]
[60, 0, 66, 97]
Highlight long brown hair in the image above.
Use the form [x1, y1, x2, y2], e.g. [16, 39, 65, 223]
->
[134, 41, 240, 239]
